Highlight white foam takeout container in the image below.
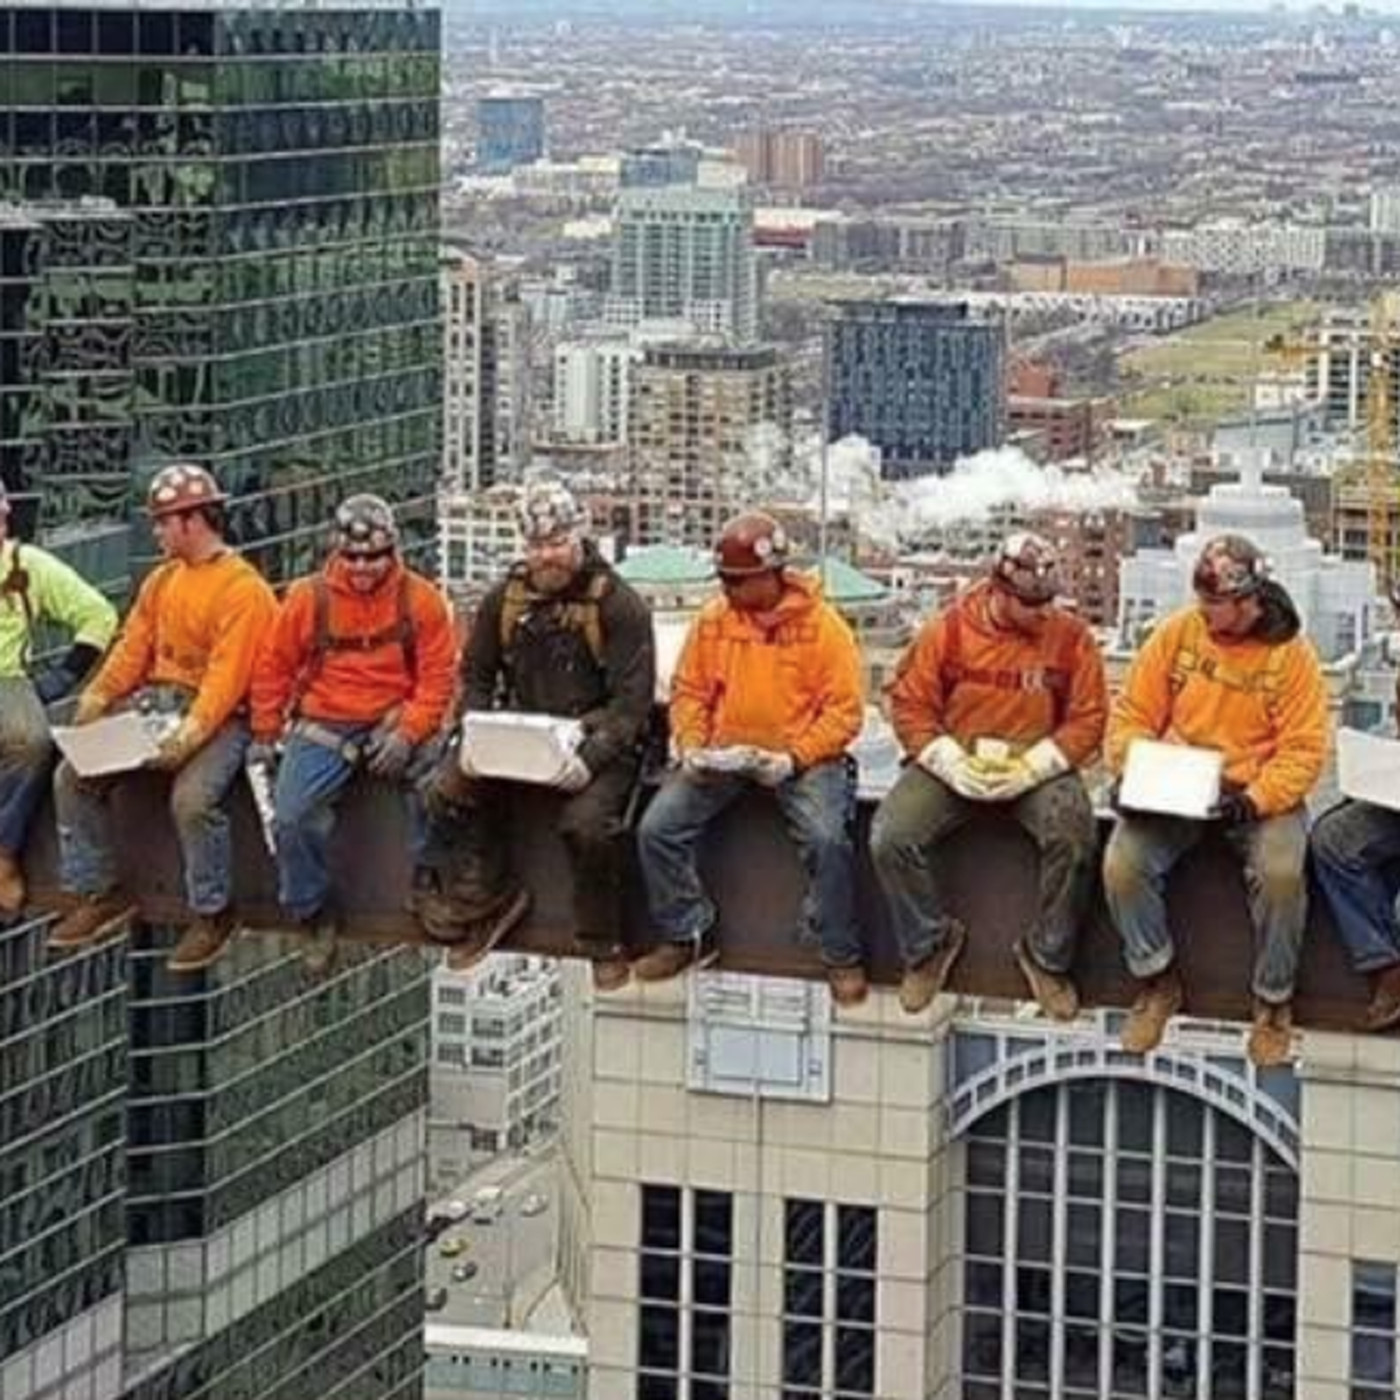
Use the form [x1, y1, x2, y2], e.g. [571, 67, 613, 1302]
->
[1118, 738, 1224, 820]
[459, 711, 585, 787]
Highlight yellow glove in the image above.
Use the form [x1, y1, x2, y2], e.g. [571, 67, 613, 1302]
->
[149, 718, 206, 772]
[73, 690, 108, 727]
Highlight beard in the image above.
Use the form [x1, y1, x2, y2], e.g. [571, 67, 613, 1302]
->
[528, 562, 575, 594]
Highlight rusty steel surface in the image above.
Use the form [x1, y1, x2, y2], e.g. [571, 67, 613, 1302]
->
[20, 773, 1373, 1034]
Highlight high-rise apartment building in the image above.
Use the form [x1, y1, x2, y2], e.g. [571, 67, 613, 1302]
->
[829, 300, 1005, 479]
[627, 343, 792, 547]
[552, 338, 643, 446]
[475, 93, 545, 172]
[1371, 187, 1400, 234]
[619, 142, 704, 190]
[440, 247, 530, 493]
[733, 128, 825, 189]
[609, 185, 759, 344]
[1, 6, 440, 1399]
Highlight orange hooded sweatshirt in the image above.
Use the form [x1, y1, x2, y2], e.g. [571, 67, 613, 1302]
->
[250, 558, 457, 744]
[88, 551, 277, 737]
[669, 571, 864, 771]
[1106, 592, 1328, 817]
[887, 581, 1107, 766]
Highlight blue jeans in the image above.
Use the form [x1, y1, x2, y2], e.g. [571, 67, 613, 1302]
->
[55, 712, 250, 914]
[275, 722, 433, 921]
[637, 758, 863, 968]
[0, 677, 54, 855]
[1310, 799, 1400, 974]
[1103, 809, 1308, 1004]
[870, 766, 1096, 973]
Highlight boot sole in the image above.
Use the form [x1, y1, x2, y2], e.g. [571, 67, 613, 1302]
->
[899, 927, 967, 1014]
[445, 889, 531, 972]
[167, 924, 238, 973]
[46, 903, 137, 951]
[1121, 989, 1184, 1055]
[633, 941, 718, 983]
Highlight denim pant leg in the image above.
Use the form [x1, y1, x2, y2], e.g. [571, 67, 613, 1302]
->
[773, 759, 863, 968]
[0, 677, 55, 855]
[869, 764, 974, 967]
[170, 720, 250, 914]
[1309, 799, 1400, 974]
[1103, 814, 1203, 980]
[1011, 773, 1098, 975]
[637, 772, 747, 941]
[1227, 809, 1309, 1004]
[401, 737, 443, 867]
[273, 730, 362, 920]
[54, 759, 118, 897]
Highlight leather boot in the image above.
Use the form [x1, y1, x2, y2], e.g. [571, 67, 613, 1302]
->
[168, 908, 237, 972]
[0, 848, 25, 916]
[898, 920, 967, 1014]
[1361, 965, 1400, 1033]
[1014, 940, 1080, 1022]
[47, 891, 136, 950]
[1247, 999, 1294, 1068]
[1121, 968, 1184, 1055]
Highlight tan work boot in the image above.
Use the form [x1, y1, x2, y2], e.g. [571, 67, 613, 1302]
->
[1013, 940, 1080, 1022]
[898, 921, 967, 1014]
[1361, 965, 1400, 1033]
[0, 847, 25, 916]
[47, 891, 136, 950]
[590, 949, 632, 994]
[1120, 969, 1184, 1054]
[827, 964, 868, 1008]
[632, 935, 717, 983]
[441, 888, 531, 972]
[168, 909, 237, 972]
[298, 910, 339, 979]
[1247, 999, 1294, 1068]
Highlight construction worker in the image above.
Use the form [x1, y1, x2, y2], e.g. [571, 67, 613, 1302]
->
[0, 480, 118, 915]
[47, 464, 277, 969]
[413, 479, 655, 990]
[871, 532, 1107, 1018]
[249, 495, 456, 973]
[1104, 534, 1328, 1067]
[634, 511, 868, 1002]
[1309, 611, 1400, 1031]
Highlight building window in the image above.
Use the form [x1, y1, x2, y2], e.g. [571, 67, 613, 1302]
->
[782, 1199, 878, 1399]
[638, 1184, 733, 1400]
[437, 1012, 466, 1036]
[1352, 1261, 1398, 1397]
[961, 1080, 1298, 1400]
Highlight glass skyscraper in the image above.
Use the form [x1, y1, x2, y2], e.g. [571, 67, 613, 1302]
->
[1, 5, 441, 1399]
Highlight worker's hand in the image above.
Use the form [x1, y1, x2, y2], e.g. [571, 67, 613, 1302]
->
[73, 690, 107, 727]
[751, 750, 796, 788]
[554, 753, 593, 794]
[149, 719, 205, 772]
[365, 726, 413, 781]
[1212, 784, 1259, 825]
[976, 738, 1071, 803]
[916, 736, 993, 800]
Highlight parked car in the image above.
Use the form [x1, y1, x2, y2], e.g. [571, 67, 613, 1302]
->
[438, 1237, 468, 1258]
[424, 1215, 454, 1243]
[426, 1287, 448, 1312]
[441, 1199, 470, 1221]
[519, 1193, 549, 1218]
[451, 1261, 480, 1283]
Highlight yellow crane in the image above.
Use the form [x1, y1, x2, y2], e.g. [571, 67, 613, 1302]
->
[1367, 291, 1400, 591]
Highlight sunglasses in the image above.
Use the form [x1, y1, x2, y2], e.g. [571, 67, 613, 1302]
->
[345, 547, 394, 564]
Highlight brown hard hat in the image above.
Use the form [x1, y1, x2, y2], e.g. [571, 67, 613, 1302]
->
[147, 463, 227, 519]
[714, 511, 790, 577]
[1193, 533, 1266, 602]
[992, 531, 1061, 605]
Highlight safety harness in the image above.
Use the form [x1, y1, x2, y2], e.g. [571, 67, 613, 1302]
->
[1166, 609, 1287, 712]
[498, 569, 610, 666]
[1, 545, 34, 665]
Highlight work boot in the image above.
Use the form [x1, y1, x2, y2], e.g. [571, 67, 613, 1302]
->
[47, 890, 136, 950]
[632, 935, 717, 983]
[0, 848, 25, 916]
[1361, 965, 1400, 1033]
[1247, 999, 1294, 1068]
[168, 908, 237, 973]
[1120, 968, 1184, 1055]
[827, 963, 868, 1008]
[588, 947, 632, 994]
[1013, 940, 1080, 1022]
[441, 888, 531, 973]
[898, 920, 967, 1014]
[298, 909, 339, 979]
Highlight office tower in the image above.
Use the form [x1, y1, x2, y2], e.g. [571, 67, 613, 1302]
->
[552, 338, 642, 446]
[1370, 187, 1400, 234]
[609, 185, 758, 344]
[440, 247, 530, 493]
[829, 300, 1005, 479]
[0, 6, 440, 1399]
[733, 128, 826, 189]
[627, 343, 792, 548]
[618, 142, 703, 190]
[475, 93, 545, 172]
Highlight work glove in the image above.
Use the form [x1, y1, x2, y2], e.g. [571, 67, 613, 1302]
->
[554, 753, 593, 794]
[365, 726, 413, 781]
[1212, 784, 1259, 825]
[149, 718, 205, 772]
[976, 738, 1072, 803]
[752, 750, 796, 788]
[916, 736, 996, 800]
[72, 690, 108, 727]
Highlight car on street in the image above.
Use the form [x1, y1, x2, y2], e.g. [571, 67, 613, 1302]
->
[451, 1261, 480, 1283]
[519, 1193, 549, 1217]
[438, 1237, 469, 1258]
[441, 1199, 470, 1222]
[426, 1287, 448, 1312]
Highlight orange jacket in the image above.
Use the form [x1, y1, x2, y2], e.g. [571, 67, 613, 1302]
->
[88, 551, 277, 736]
[670, 572, 864, 770]
[888, 581, 1107, 766]
[250, 558, 457, 744]
[1106, 600, 1329, 817]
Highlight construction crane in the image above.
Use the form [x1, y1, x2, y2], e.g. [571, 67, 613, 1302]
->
[1367, 290, 1400, 591]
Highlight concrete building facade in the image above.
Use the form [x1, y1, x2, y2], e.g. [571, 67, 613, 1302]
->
[553, 339, 643, 446]
[733, 129, 825, 190]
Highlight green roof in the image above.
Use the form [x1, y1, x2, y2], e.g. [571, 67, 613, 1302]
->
[617, 545, 715, 585]
[811, 556, 888, 603]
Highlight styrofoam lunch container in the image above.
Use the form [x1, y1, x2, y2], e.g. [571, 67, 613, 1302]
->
[459, 711, 585, 786]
